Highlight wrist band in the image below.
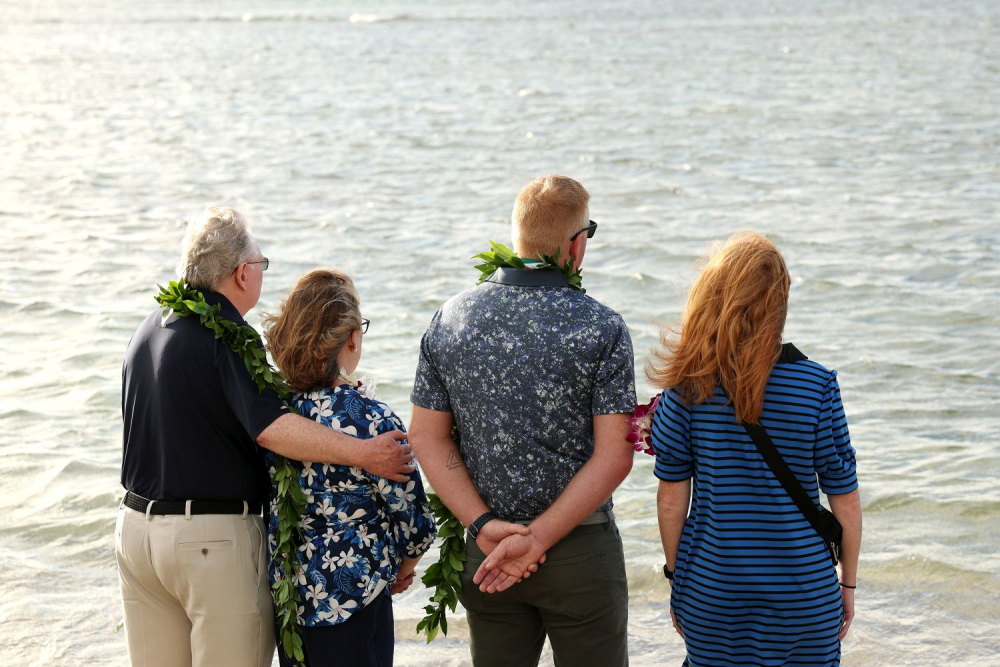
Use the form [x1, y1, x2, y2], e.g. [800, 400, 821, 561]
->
[840, 583, 856, 589]
[468, 511, 496, 540]
[663, 564, 674, 580]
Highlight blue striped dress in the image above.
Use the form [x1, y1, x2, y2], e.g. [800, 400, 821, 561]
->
[651, 344, 857, 667]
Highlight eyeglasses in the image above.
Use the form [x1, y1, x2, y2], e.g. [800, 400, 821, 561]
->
[570, 220, 598, 242]
[360, 318, 370, 334]
[246, 257, 269, 271]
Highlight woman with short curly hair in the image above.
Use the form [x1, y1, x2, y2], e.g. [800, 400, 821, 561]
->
[263, 268, 436, 667]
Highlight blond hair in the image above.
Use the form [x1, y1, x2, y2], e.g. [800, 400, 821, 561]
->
[646, 232, 790, 424]
[263, 269, 362, 393]
[180, 207, 257, 291]
[512, 175, 590, 257]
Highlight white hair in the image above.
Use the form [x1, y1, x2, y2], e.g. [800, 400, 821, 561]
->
[179, 207, 258, 290]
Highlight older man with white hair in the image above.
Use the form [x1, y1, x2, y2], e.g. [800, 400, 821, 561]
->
[116, 207, 415, 667]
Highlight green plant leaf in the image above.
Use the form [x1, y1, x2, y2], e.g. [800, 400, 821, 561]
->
[473, 243, 583, 293]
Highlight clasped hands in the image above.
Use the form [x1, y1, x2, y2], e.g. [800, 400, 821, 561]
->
[471, 520, 548, 594]
[390, 571, 416, 595]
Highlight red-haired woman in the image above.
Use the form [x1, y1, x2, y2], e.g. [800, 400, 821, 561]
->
[650, 232, 862, 666]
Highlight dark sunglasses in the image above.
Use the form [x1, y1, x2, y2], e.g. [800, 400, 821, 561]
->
[570, 220, 598, 242]
[360, 318, 370, 334]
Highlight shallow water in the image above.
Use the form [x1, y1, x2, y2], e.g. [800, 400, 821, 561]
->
[1, 0, 999, 665]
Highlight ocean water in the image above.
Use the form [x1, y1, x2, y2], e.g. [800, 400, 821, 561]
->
[1, 0, 998, 664]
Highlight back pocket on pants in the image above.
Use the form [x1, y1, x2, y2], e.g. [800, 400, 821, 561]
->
[540, 551, 612, 620]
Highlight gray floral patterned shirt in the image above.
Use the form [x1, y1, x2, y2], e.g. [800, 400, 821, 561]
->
[410, 267, 637, 521]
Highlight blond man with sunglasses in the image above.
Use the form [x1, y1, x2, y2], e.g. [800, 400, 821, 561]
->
[410, 176, 635, 667]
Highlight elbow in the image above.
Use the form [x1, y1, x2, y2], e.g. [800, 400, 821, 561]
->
[594, 445, 634, 488]
[256, 428, 275, 452]
[617, 451, 634, 484]
[256, 433, 282, 456]
[829, 488, 863, 523]
[656, 494, 680, 517]
[256, 413, 291, 454]
[407, 429, 429, 457]
[656, 481, 691, 519]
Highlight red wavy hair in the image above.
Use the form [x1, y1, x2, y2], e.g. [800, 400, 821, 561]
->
[646, 232, 790, 424]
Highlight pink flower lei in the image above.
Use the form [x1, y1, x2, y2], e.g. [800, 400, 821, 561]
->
[627, 394, 661, 456]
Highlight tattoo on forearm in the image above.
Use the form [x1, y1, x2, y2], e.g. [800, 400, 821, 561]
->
[446, 451, 466, 470]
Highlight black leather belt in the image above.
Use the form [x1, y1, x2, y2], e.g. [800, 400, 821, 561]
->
[123, 491, 262, 516]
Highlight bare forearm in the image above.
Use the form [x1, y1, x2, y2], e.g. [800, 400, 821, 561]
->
[408, 407, 490, 527]
[260, 414, 413, 482]
[657, 480, 691, 570]
[398, 556, 422, 579]
[410, 433, 489, 526]
[257, 413, 366, 466]
[829, 488, 862, 585]
[530, 415, 634, 550]
[530, 454, 631, 549]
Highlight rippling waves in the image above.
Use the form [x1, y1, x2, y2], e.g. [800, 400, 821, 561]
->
[1, 0, 998, 665]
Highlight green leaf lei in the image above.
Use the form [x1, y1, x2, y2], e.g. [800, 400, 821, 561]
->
[415, 490, 465, 642]
[416, 421, 465, 642]
[416, 240, 587, 642]
[473, 240, 586, 293]
[154, 279, 308, 667]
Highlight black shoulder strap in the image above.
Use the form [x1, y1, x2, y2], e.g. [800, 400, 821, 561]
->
[741, 421, 827, 528]
[722, 344, 837, 545]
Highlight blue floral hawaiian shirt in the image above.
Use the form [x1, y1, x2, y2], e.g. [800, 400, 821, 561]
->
[265, 383, 436, 627]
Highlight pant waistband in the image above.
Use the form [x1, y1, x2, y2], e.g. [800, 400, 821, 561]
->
[123, 491, 262, 516]
[512, 508, 615, 527]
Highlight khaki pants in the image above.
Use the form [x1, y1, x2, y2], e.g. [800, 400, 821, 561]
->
[115, 505, 275, 667]
[459, 522, 629, 667]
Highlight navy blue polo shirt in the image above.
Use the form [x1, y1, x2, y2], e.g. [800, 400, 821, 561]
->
[121, 292, 289, 503]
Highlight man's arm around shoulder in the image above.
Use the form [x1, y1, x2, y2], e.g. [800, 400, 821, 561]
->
[258, 413, 414, 482]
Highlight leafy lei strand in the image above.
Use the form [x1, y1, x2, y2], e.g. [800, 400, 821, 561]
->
[416, 427, 466, 643]
[415, 490, 465, 642]
[472, 240, 585, 293]
[417, 242, 588, 642]
[154, 280, 308, 667]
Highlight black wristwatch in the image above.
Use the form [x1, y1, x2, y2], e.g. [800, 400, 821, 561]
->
[663, 564, 674, 580]
[468, 512, 496, 539]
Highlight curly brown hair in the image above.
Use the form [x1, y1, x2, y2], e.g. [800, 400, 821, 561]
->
[263, 268, 362, 393]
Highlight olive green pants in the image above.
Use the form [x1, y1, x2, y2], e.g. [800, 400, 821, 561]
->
[459, 521, 629, 667]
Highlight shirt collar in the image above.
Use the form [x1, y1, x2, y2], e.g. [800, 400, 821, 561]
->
[204, 291, 247, 325]
[778, 342, 807, 363]
[485, 267, 569, 288]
